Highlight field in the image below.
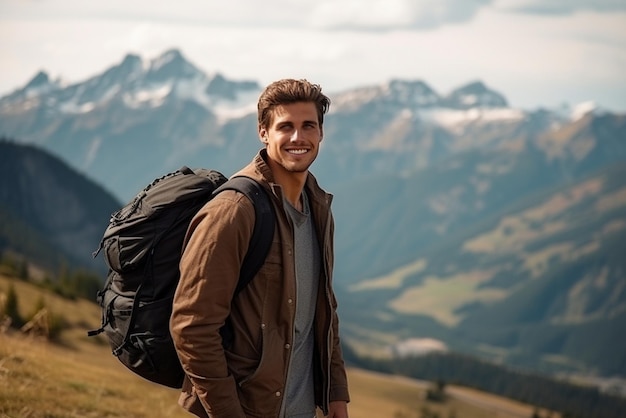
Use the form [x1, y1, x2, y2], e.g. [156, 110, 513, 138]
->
[0, 274, 543, 418]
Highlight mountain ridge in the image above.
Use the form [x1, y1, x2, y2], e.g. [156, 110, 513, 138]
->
[0, 47, 611, 203]
[0, 140, 120, 275]
[1, 48, 624, 381]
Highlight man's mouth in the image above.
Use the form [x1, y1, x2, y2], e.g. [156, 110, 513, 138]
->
[287, 149, 308, 155]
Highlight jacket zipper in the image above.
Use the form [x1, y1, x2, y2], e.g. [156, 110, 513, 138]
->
[279, 228, 297, 418]
[322, 195, 333, 414]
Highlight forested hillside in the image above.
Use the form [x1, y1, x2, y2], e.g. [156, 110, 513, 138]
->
[0, 139, 120, 277]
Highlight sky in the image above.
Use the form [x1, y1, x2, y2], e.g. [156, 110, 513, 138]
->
[1, 0, 625, 111]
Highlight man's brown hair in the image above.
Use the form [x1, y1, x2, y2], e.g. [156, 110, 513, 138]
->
[257, 79, 331, 130]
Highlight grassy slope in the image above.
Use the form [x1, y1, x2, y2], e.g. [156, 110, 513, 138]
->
[0, 274, 540, 418]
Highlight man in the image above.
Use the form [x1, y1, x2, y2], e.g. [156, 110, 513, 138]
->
[170, 79, 350, 418]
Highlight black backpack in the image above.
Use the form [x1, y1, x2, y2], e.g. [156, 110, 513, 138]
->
[88, 166, 275, 389]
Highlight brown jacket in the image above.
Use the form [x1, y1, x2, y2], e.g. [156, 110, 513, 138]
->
[170, 150, 350, 418]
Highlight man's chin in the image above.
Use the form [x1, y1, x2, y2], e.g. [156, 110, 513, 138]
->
[282, 161, 311, 174]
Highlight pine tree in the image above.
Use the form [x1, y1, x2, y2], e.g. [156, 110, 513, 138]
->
[4, 283, 23, 328]
[17, 259, 29, 281]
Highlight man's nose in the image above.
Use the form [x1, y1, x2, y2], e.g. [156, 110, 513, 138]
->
[290, 129, 302, 141]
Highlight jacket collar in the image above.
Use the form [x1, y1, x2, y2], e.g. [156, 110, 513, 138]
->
[234, 148, 333, 207]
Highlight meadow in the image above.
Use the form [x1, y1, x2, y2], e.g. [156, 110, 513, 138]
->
[0, 273, 541, 418]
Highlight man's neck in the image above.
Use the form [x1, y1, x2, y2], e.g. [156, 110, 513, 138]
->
[272, 170, 307, 211]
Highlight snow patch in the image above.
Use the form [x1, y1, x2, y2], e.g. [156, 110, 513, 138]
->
[571, 101, 598, 121]
[172, 76, 211, 107]
[212, 89, 260, 123]
[151, 50, 179, 71]
[460, 94, 478, 106]
[420, 107, 525, 132]
[123, 84, 172, 108]
[25, 84, 54, 99]
[59, 100, 97, 114]
[332, 87, 384, 111]
[98, 84, 121, 103]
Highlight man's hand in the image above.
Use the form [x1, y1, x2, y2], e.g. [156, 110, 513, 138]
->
[326, 400, 348, 418]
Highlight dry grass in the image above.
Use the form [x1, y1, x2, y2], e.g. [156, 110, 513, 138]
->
[0, 274, 184, 418]
[1, 274, 540, 418]
[0, 332, 185, 418]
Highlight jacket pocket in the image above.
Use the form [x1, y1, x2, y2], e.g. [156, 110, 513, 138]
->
[257, 240, 284, 292]
[224, 347, 259, 384]
[236, 327, 285, 414]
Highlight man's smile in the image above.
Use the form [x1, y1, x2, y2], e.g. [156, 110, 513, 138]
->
[287, 148, 309, 155]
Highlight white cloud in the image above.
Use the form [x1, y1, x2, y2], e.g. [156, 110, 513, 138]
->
[0, 1, 624, 111]
[2, 0, 622, 30]
[309, 0, 491, 30]
[495, 0, 626, 15]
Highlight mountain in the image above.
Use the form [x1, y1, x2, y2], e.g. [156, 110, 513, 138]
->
[0, 140, 120, 275]
[443, 80, 509, 108]
[1, 49, 625, 381]
[0, 49, 262, 203]
[334, 157, 626, 376]
[0, 48, 579, 202]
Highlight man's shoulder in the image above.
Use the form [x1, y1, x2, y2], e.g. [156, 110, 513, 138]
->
[193, 189, 256, 225]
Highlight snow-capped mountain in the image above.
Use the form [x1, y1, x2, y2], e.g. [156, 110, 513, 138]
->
[0, 71, 64, 108]
[1, 49, 260, 119]
[0, 49, 267, 199]
[444, 80, 508, 109]
[331, 78, 509, 112]
[0, 48, 622, 201]
[332, 79, 441, 111]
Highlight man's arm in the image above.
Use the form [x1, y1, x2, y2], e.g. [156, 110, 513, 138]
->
[170, 193, 255, 417]
[327, 214, 350, 409]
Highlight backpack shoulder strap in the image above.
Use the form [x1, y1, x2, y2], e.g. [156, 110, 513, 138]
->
[214, 176, 275, 294]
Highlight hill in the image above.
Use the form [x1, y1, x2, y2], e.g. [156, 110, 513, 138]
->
[335, 159, 626, 377]
[0, 273, 542, 418]
[0, 140, 120, 276]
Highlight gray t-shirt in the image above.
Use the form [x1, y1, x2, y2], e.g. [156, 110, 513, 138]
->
[280, 190, 320, 418]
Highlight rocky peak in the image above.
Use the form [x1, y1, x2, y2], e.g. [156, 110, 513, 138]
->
[445, 80, 508, 109]
[205, 73, 260, 100]
[24, 71, 51, 90]
[384, 79, 441, 107]
[145, 48, 203, 83]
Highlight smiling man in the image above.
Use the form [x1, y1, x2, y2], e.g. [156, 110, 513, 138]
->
[171, 79, 350, 418]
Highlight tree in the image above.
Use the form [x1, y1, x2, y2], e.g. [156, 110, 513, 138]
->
[426, 380, 447, 403]
[17, 259, 29, 280]
[3, 282, 24, 328]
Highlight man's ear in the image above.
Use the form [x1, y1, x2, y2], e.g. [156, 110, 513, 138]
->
[259, 128, 268, 144]
[319, 126, 324, 142]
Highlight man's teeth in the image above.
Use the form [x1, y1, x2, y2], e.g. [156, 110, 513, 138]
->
[288, 149, 307, 154]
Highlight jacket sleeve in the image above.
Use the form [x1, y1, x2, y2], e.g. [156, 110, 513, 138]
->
[327, 213, 351, 403]
[170, 191, 255, 417]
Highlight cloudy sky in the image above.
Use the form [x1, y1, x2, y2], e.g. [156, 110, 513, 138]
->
[1, 0, 625, 111]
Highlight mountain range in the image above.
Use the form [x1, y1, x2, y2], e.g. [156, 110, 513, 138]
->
[1, 49, 624, 382]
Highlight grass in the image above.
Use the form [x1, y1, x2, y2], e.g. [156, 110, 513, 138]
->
[342, 368, 540, 418]
[388, 270, 507, 327]
[0, 273, 541, 418]
[0, 332, 185, 418]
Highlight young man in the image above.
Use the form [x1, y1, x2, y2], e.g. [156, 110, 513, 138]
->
[170, 79, 350, 418]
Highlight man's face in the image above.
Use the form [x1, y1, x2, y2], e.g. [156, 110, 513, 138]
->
[259, 102, 323, 179]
